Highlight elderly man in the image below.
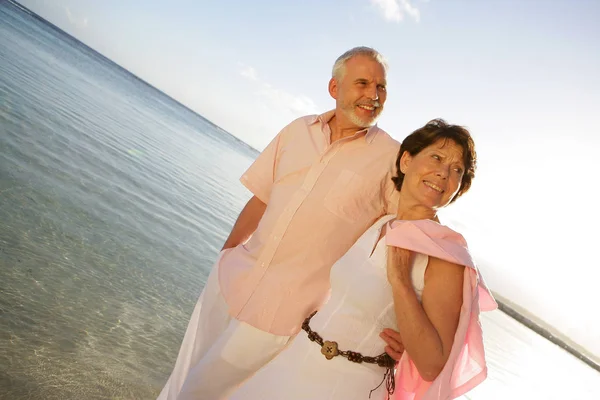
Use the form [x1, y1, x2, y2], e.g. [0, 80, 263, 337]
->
[158, 46, 404, 400]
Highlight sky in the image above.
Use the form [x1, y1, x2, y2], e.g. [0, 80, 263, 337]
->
[16, 0, 600, 358]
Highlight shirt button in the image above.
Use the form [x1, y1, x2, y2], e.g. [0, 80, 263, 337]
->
[261, 262, 266, 267]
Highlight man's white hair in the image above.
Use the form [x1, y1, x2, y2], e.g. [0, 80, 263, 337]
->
[331, 46, 389, 80]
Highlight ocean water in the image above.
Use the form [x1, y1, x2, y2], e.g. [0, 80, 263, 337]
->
[0, 2, 598, 399]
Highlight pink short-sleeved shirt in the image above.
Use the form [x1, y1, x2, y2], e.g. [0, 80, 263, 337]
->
[218, 110, 401, 335]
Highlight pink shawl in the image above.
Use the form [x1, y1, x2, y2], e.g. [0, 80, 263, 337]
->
[385, 220, 498, 400]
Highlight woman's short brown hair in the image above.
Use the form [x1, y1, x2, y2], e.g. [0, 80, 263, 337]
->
[391, 119, 477, 202]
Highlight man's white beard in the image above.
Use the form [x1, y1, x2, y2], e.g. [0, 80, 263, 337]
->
[344, 107, 380, 128]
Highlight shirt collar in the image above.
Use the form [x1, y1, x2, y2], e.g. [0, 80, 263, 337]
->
[309, 110, 379, 144]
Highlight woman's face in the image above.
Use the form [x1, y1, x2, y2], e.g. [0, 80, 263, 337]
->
[399, 139, 465, 209]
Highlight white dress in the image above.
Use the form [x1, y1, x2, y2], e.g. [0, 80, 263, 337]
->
[228, 215, 429, 400]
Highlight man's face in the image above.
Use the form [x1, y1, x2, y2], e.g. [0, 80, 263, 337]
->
[330, 55, 387, 129]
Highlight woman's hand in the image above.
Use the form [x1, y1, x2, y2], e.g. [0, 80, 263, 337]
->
[389, 199, 437, 285]
[387, 246, 413, 286]
[395, 196, 437, 222]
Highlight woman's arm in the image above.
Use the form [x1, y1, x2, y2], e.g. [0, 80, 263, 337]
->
[387, 248, 464, 381]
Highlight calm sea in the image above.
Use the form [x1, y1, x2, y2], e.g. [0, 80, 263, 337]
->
[0, 2, 598, 399]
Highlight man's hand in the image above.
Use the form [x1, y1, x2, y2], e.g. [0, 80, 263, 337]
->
[380, 328, 405, 361]
[221, 196, 266, 251]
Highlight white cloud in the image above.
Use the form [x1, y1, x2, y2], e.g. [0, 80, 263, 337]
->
[239, 63, 319, 118]
[370, 0, 421, 23]
[239, 64, 259, 81]
[258, 84, 318, 116]
[229, 63, 320, 148]
[65, 6, 88, 28]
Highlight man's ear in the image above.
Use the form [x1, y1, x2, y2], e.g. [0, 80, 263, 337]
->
[328, 77, 338, 100]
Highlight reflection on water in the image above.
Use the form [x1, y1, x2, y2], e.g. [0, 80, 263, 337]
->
[0, 184, 195, 399]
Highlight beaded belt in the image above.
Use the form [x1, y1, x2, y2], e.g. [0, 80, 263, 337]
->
[302, 311, 396, 398]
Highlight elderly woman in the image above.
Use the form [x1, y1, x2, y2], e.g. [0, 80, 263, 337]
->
[228, 119, 496, 400]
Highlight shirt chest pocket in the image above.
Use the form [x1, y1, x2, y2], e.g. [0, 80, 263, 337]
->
[324, 169, 377, 223]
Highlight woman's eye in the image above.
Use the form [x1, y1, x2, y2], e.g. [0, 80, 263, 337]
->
[452, 165, 464, 174]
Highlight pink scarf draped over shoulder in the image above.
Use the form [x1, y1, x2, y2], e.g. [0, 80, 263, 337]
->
[385, 219, 498, 400]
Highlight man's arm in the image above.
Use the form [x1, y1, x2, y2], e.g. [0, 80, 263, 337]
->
[221, 195, 267, 251]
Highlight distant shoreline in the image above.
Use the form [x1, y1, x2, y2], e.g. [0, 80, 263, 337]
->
[493, 292, 600, 373]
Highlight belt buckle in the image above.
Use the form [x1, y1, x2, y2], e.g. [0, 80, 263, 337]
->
[321, 340, 339, 360]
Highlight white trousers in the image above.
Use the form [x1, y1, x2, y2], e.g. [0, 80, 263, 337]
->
[157, 252, 292, 400]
